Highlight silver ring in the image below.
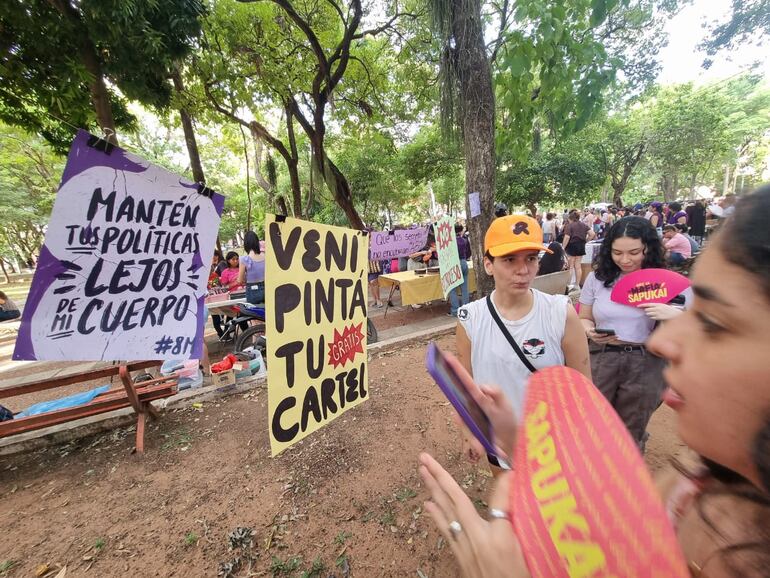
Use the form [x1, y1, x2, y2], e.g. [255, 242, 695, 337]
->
[448, 520, 463, 536]
[488, 508, 509, 521]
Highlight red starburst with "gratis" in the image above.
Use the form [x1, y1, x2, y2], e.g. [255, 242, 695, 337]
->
[327, 322, 365, 369]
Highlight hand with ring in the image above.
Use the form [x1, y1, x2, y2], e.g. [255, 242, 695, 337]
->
[418, 453, 531, 578]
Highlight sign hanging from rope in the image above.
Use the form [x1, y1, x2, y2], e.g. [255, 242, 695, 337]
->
[13, 130, 224, 361]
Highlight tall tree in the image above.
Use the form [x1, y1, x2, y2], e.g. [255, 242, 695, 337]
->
[497, 135, 606, 215]
[495, 0, 681, 161]
[430, 0, 497, 295]
[0, 0, 205, 149]
[645, 84, 732, 200]
[234, 0, 411, 229]
[589, 112, 648, 207]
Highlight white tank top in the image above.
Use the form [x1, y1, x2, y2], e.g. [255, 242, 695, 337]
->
[458, 289, 569, 418]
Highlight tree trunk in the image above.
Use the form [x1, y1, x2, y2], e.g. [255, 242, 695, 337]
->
[49, 0, 117, 144]
[526, 201, 538, 218]
[284, 109, 304, 219]
[286, 159, 303, 218]
[723, 164, 731, 195]
[0, 259, 10, 284]
[239, 125, 253, 230]
[453, 0, 495, 296]
[317, 150, 364, 229]
[171, 67, 206, 184]
[276, 196, 289, 216]
[612, 185, 624, 208]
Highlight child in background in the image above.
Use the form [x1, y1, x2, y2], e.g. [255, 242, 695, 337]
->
[219, 251, 243, 291]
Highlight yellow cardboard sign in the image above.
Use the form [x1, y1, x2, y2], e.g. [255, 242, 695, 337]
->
[265, 215, 369, 456]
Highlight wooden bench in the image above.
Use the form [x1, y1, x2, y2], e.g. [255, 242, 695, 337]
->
[0, 361, 178, 453]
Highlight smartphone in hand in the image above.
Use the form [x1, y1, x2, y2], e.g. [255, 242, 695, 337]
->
[594, 328, 616, 335]
[425, 342, 510, 470]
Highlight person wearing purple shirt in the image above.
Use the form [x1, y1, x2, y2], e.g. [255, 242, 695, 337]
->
[449, 223, 471, 316]
[666, 201, 688, 226]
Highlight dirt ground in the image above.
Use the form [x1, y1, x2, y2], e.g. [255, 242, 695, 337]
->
[0, 334, 685, 578]
[0, 300, 445, 413]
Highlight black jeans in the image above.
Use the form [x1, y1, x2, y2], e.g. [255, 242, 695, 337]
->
[0, 309, 20, 321]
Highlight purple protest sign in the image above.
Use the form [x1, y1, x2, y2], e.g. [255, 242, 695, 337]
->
[368, 227, 430, 261]
[13, 130, 224, 361]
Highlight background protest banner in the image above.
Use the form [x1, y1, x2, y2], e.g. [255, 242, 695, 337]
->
[13, 130, 224, 362]
[511, 366, 689, 577]
[433, 216, 462, 298]
[368, 227, 429, 261]
[265, 215, 369, 456]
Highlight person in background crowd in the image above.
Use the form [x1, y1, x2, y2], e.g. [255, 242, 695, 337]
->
[220, 251, 242, 291]
[391, 224, 409, 273]
[579, 216, 670, 449]
[663, 224, 693, 265]
[721, 193, 737, 217]
[537, 242, 567, 276]
[418, 185, 770, 578]
[208, 251, 226, 338]
[676, 223, 700, 255]
[541, 212, 557, 243]
[494, 203, 508, 218]
[562, 211, 595, 286]
[687, 200, 707, 244]
[408, 232, 437, 271]
[448, 222, 472, 317]
[581, 208, 595, 229]
[0, 291, 20, 322]
[210, 249, 226, 277]
[456, 214, 590, 465]
[238, 231, 266, 305]
[648, 201, 664, 232]
[667, 201, 688, 225]
[368, 260, 387, 308]
[217, 250, 249, 335]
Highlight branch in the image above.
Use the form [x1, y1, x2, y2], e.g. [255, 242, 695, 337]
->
[251, 137, 275, 194]
[203, 80, 293, 162]
[326, 0, 346, 25]
[353, 12, 412, 39]
[239, 0, 331, 89]
[349, 55, 385, 112]
[325, 0, 363, 98]
[487, 0, 512, 63]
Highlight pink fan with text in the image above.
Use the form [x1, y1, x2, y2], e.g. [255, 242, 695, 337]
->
[611, 268, 690, 307]
[510, 366, 689, 578]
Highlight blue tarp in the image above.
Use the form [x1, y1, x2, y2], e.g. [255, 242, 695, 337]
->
[16, 384, 111, 418]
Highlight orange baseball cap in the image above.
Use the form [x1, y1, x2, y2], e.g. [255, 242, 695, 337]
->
[484, 215, 551, 257]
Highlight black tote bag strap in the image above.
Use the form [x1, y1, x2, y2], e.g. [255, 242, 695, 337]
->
[485, 295, 537, 374]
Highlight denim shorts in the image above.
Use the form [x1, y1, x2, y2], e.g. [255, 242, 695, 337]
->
[246, 282, 265, 305]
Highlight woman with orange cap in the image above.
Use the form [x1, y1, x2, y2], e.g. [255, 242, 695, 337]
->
[455, 214, 590, 465]
[422, 186, 770, 577]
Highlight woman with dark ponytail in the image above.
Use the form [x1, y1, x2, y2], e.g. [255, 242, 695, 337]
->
[417, 185, 770, 578]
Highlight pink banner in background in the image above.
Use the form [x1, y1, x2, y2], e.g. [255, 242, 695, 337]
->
[368, 227, 429, 261]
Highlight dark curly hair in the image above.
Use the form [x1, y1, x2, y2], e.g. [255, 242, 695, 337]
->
[593, 216, 665, 287]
